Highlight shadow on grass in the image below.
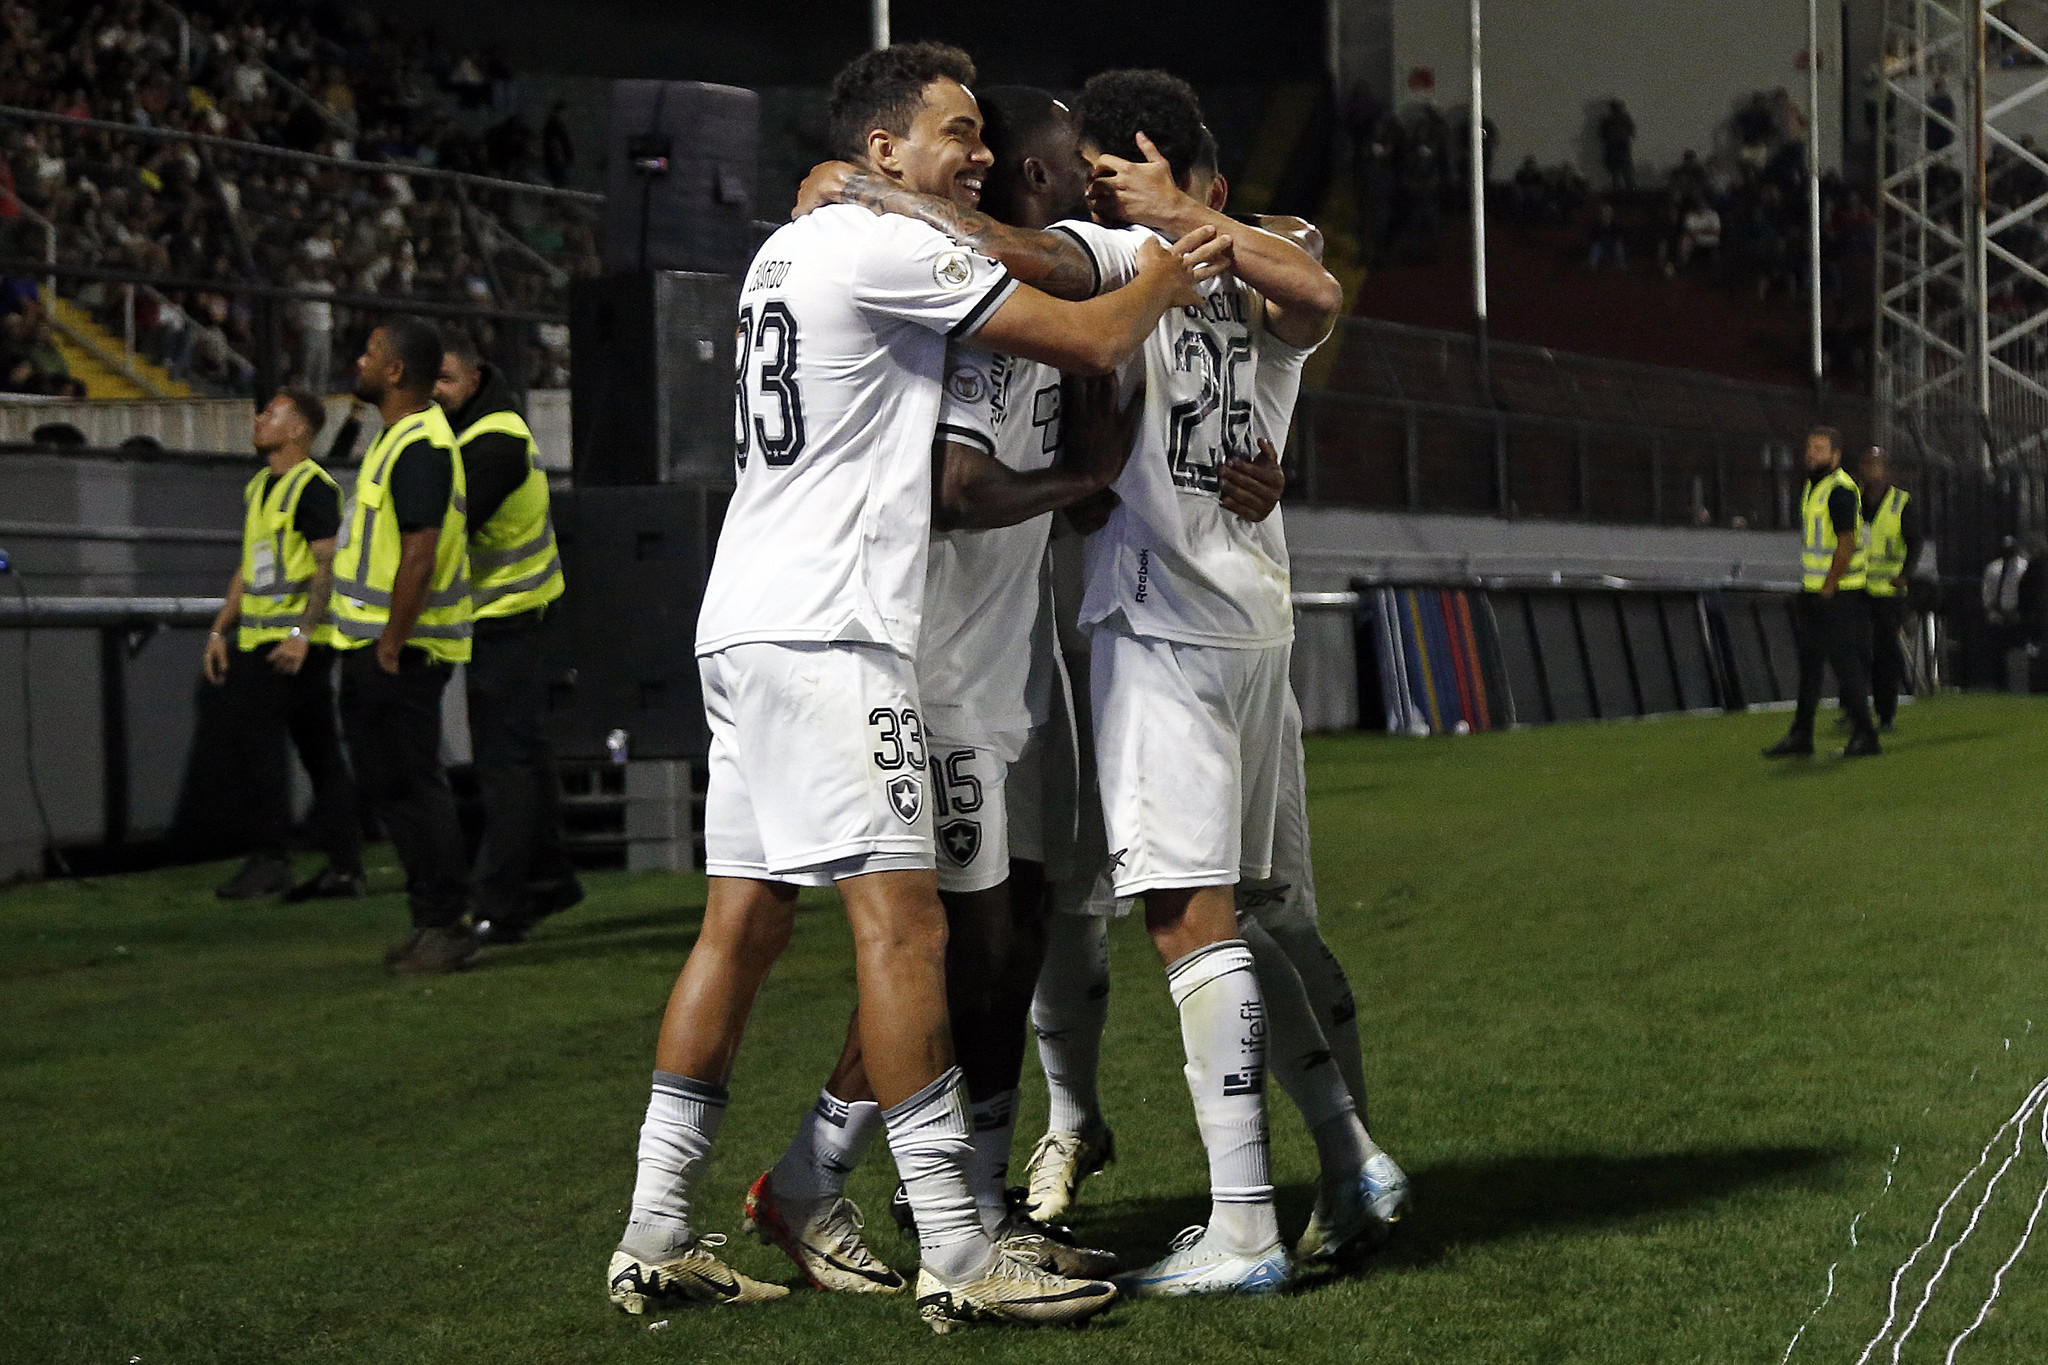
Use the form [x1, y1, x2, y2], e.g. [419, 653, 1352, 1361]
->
[1080, 1145, 1844, 1275]
[1881, 729, 1998, 752]
[488, 927, 704, 968]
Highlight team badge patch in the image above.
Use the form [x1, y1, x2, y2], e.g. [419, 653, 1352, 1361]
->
[938, 819, 981, 866]
[946, 363, 987, 403]
[933, 250, 974, 289]
[887, 774, 923, 825]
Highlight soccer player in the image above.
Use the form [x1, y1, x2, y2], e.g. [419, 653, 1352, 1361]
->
[605, 44, 1226, 1332]
[745, 87, 1127, 1294]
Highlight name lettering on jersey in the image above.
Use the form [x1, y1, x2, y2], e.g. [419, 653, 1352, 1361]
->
[988, 356, 1014, 429]
[747, 258, 793, 291]
[1183, 291, 1248, 325]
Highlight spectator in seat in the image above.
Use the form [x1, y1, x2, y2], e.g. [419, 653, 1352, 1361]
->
[1599, 99, 1635, 192]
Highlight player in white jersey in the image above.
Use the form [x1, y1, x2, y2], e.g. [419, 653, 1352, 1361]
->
[607, 45, 1228, 1334]
[747, 86, 1128, 1293]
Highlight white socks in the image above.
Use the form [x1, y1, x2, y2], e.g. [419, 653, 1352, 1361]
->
[884, 1066, 992, 1283]
[621, 1071, 726, 1260]
[1032, 912, 1110, 1133]
[1264, 916, 1369, 1120]
[969, 1089, 1019, 1233]
[770, 1087, 882, 1201]
[1239, 915, 1380, 1188]
[1166, 940, 1278, 1256]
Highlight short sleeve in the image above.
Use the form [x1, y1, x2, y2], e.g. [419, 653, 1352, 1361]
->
[389, 439, 453, 533]
[1829, 485, 1859, 535]
[294, 478, 341, 541]
[1047, 218, 1145, 293]
[936, 348, 998, 456]
[852, 218, 1017, 338]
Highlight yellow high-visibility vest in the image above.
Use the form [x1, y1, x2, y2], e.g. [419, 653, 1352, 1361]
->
[1862, 486, 1911, 597]
[236, 458, 341, 650]
[1801, 467, 1866, 593]
[458, 407, 565, 621]
[329, 404, 473, 664]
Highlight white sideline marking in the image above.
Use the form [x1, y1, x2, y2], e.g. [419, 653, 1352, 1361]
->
[1782, 1147, 1898, 1362]
[1944, 1102, 2048, 1363]
[1852, 1074, 2048, 1365]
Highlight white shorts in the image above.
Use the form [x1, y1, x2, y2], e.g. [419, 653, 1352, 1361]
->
[1234, 685, 1319, 933]
[700, 642, 934, 886]
[1091, 631, 1292, 899]
[927, 726, 1026, 895]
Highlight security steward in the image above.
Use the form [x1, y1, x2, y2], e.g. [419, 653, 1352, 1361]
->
[334, 316, 478, 975]
[1858, 445, 1923, 731]
[203, 387, 364, 901]
[434, 335, 583, 945]
[1764, 425, 1882, 759]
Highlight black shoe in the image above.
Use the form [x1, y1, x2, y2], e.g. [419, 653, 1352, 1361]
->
[472, 916, 534, 946]
[1835, 731, 1883, 759]
[530, 876, 587, 920]
[1761, 734, 1814, 759]
[383, 927, 428, 965]
[283, 866, 368, 903]
[389, 923, 481, 976]
[215, 857, 293, 900]
[1878, 718, 1895, 733]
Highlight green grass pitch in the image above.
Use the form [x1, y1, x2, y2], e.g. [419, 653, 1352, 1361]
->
[5, 695, 2047, 1364]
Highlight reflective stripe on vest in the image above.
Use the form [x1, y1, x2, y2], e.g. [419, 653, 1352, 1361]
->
[330, 405, 473, 664]
[1863, 486, 1910, 597]
[459, 406, 565, 620]
[1801, 467, 1866, 592]
[237, 458, 342, 650]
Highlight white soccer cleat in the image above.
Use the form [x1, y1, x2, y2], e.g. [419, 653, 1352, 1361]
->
[1022, 1122, 1116, 1224]
[742, 1170, 906, 1293]
[914, 1242, 1119, 1334]
[606, 1235, 790, 1313]
[994, 1214, 1121, 1281]
[1117, 1224, 1292, 1299]
[1296, 1151, 1411, 1265]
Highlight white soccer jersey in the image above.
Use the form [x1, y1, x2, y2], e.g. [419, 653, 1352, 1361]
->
[694, 205, 1017, 658]
[920, 348, 1063, 738]
[1051, 219, 1309, 649]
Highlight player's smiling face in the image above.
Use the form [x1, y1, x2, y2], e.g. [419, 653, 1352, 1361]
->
[887, 77, 993, 209]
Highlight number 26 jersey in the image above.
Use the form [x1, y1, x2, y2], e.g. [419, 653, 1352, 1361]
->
[1050, 218, 1312, 650]
[694, 204, 1016, 660]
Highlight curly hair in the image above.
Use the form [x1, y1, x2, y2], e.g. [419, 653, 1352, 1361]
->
[827, 42, 978, 164]
[1076, 69, 1210, 183]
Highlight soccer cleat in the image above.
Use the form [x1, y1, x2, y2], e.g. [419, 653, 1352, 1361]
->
[1296, 1151, 1411, 1264]
[995, 1216, 1120, 1281]
[742, 1171, 906, 1293]
[1117, 1225, 1292, 1299]
[1022, 1122, 1116, 1224]
[913, 1242, 1118, 1334]
[606, 1236, 790, 1313]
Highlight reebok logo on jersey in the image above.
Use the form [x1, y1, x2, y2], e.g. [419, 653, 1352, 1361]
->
[946, 362, 987, 404]
[1135, 548, 1150, 602]
[934, 250, 974, 289]
[887, 774, 923, 824]
[939, 819, 981, 866]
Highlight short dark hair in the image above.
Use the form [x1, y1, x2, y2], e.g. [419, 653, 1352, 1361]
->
[1808, 424, 1841, 451]
[1077, 69, 1208, 183]
[826, 42, 977, 164]
[444, 329, 483, 369]
[976, 85, 1064, 220]
[278, 386, 327, 438]
[380, 314, 445, 394]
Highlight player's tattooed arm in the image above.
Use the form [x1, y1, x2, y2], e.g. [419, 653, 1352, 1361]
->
[794, 160, 1098, 300]
[932, 377, 1139, 532]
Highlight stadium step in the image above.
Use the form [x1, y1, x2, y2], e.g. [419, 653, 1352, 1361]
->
[45, 294, 192, 400]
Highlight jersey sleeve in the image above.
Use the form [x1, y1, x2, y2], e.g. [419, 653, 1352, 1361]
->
[935, 348, 999, 456]
[1046, 218, 1144, 293]
[852, 218, 1018, 338]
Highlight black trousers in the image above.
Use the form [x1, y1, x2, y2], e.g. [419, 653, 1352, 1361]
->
[1868, 594, 1909, 725]
[340, 646, 468, 928]
[1791, 591, 1876, 738]
[220, 642, 361, 870]
[466, 610, 577, 923]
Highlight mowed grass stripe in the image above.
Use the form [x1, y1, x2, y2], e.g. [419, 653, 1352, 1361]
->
[2, 695, 2044, 1363]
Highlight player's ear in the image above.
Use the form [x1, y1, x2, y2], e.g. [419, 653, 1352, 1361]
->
[1206, 173, 1229, 212]
[1022, 155, 1050, 191]
[866, 126, 901, 177]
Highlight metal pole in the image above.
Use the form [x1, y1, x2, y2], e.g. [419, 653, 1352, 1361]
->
[1807, 0, 1824, 399]
[1972, 0, 1991, 451]
[1470, 0, 1490, 391]
[871, 0, 890, 50]
[1326, 0, 1343, 93]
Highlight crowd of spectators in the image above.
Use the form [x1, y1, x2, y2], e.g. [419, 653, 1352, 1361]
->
[0, 0, 595, 398]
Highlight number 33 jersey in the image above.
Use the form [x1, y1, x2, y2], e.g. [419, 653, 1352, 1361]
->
[1050, 218, 1316, 649]
[695, 204, 1017, 659]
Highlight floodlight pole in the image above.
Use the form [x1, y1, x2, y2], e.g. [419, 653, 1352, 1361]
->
[1470, 0, 1490, 396]
[870, 0, 889, 50]
[1807, 0, 1825, 404]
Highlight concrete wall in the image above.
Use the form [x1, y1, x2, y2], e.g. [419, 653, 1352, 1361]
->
[1392, 0, 1846, 178]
